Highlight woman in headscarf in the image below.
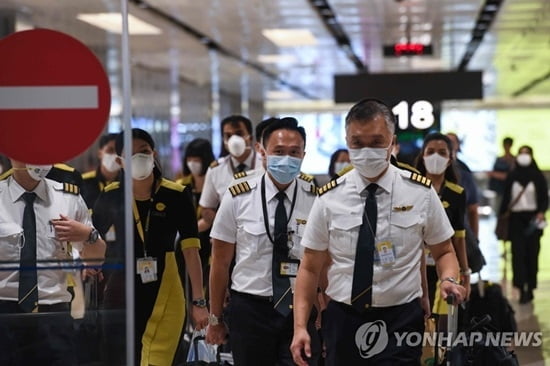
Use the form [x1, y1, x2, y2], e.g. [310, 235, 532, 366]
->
[499, 145, 548, 304]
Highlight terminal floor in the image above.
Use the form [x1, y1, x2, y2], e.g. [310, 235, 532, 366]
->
[477, 214, 550, 365]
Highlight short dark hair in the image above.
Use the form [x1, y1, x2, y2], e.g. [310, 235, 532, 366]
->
[345, 99, 396, 134]
[219, 115, 253, 157]
[503, 137, 513, 146]
[262, 117, 306, 148]
[182, 138, 215, 176]
[99, 133, 118, 149]
[255, 118, 277, 142]
[414, 132, 458, 183]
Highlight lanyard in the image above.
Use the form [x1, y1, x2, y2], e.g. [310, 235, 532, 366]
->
[132, 181, 159, 257]
[132, 199, 152, 257]
[260, 174, 298, 245]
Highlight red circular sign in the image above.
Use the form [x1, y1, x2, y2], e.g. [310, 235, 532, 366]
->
[0, 29, 111, 164]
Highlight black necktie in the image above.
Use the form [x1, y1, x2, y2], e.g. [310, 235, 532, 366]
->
[19, 192, 38, 312]
[236, 163, 247, 173]
[272, 191, 292, 316]
[351, 183, 378, 312]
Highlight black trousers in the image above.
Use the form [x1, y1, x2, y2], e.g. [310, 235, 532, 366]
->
[322, 298, 424, 366]
[228, 291, 320, 366]
[510, 211, 541, 290]
[0, 301, 77, 366]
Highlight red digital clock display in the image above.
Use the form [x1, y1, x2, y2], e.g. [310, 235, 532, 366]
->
[383, 43, 433, 57]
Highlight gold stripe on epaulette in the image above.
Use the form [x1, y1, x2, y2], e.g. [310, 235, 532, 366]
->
[209, 160, 219, 168]
[229, 181, 251, 197]
[298, 172, 314, 183]
[63, 182, 80, 195]
[409, 172, 431, 188]
[318, 180, 338, 196]
[233, 171, 247, 179]
[310, 184, 317, 194]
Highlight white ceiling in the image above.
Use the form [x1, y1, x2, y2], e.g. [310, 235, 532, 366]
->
[4, 0, 550, 106]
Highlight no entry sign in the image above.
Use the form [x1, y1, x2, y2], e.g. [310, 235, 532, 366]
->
[0, 29, 111, 164]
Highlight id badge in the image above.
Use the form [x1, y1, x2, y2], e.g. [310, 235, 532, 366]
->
[375, 241, 396, 266]
[137, 257, 158, 283]
[279, 259, 300, 277]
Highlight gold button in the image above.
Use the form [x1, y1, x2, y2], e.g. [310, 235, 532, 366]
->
[364, 304, 370, 309]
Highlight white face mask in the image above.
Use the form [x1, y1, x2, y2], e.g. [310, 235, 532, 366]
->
[517, 153, 532, 167]
[26, 164, 53, 181]
[102, 153, 121, 173]
[226, 135, 247, 157]
[131, 153, 154, 180]
[423, 154, 449, 175]
[187, 161, 202, 176]
[349, 143, 391, 179]
[334, 162, 351, 174]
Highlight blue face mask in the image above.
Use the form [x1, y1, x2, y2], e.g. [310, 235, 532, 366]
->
[267, 155, 302, 184]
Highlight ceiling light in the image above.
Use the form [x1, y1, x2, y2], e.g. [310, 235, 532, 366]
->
[257, 54, 298, 64]
[262, 28, 317, 47]
[77, 13, 162, 35]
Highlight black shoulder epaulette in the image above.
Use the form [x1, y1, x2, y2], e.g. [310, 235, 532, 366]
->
[397, 162, 420, 174]
[63, 182, 80, 195]
[209, 160, 220, 168]
[82, 170, 97, 180]
[444, 180, 464, 194]
[309, 184, 318, 195]
[318, 179, 338, 196]
[298, 172, 314, 183]
[160, 178, 185, 192]
[53, 163, 75, 172]
[233, 171, 248, 179]
[409, 172, 432, 188]
[228, 181, 252, 197]
[104, 181, 121, 192]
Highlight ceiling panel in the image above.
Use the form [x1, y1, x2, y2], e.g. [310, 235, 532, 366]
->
[2, 0, 550, 105]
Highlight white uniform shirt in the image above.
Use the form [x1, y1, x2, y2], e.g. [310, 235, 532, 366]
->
[302, 165, 454, 307]
[210, 173, 317, 296]
[199, 151, 258, 209]
[0, 177, 92, 304]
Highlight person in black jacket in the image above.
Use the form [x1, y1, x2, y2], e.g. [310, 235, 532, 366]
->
[499, 145, 548, 304]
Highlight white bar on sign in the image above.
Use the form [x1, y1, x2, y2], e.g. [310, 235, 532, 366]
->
[0, 86, 98, 109]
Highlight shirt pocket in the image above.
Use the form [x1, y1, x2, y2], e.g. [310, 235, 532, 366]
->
[239, 222, 267, 259]
[390, 213, 421, 257]
[0, 222, 24, 263]
[329, 214, 362, 256]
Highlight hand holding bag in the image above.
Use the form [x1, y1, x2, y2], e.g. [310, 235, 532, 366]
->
[184, 329, 221, 366]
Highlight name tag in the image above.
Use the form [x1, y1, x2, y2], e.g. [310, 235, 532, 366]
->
[137, 257, 157, 283]
[375, 241, 396, 266]
[279, 259, 300, 277]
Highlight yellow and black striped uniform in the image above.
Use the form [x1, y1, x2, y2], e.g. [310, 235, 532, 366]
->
[92, 178, 200, 366]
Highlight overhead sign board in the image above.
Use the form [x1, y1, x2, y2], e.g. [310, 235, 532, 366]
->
[334, 71, 483, 104]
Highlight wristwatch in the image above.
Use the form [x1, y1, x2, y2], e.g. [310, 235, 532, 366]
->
[192, 298, 207, 308]
[86, 228, 99, 244]
[441, 277, 458, 285]
[208, 313, 223, 326]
